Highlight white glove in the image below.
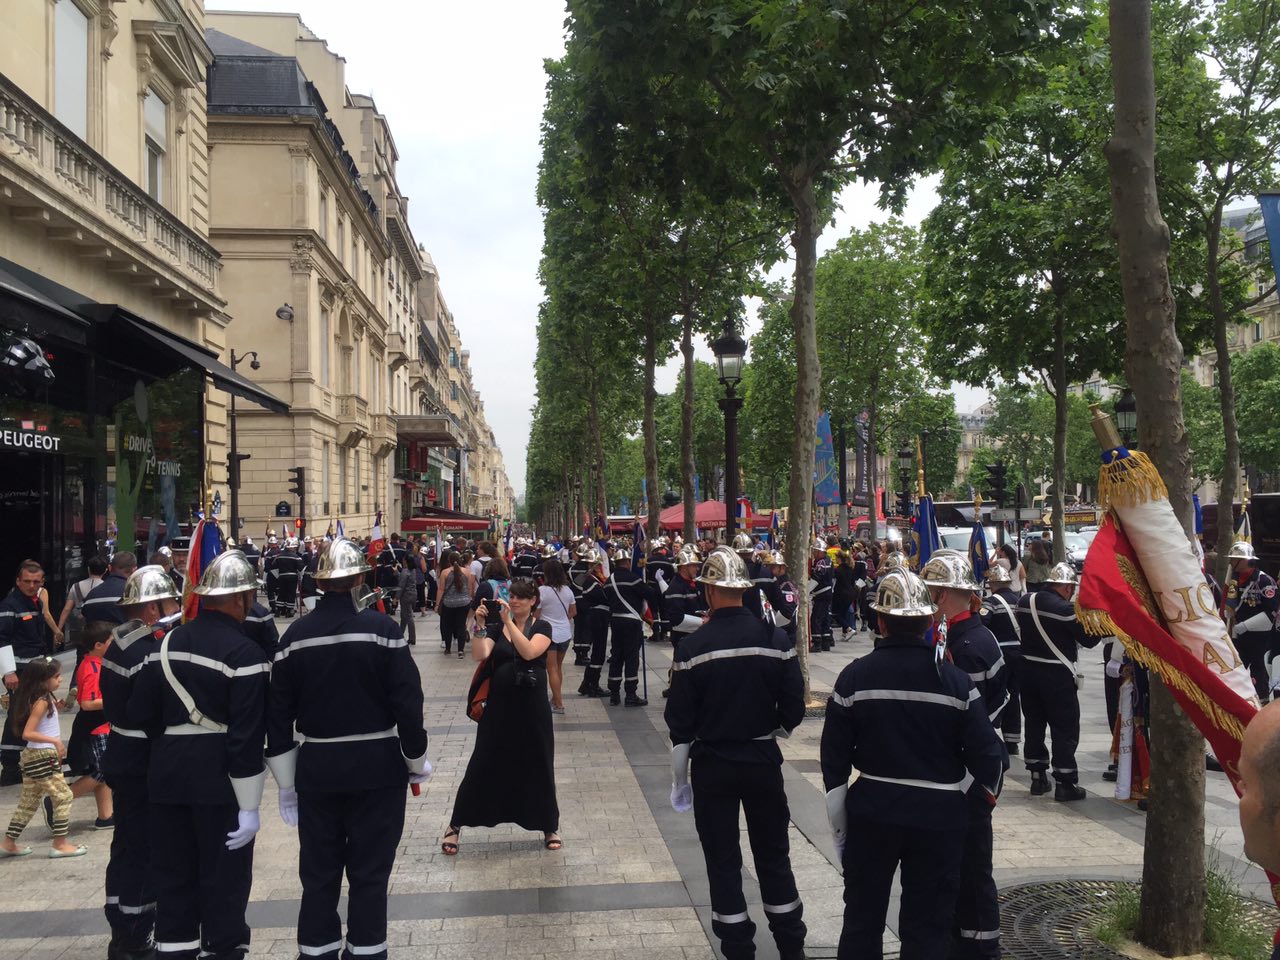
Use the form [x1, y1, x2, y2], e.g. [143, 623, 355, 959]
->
[1105, 659, 1122, 680]
[826, 784, 849, 870]
[410, 759, 434, 785]
[1234, 612, 1273, 638]
[655, 570, 668, 593]
[278, 787, 298, 827]
[670, 783, 693, 812]
[832, 831, 846, 863]
[226, 809, 261, 850]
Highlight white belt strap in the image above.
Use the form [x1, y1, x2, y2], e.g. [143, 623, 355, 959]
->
[859, 771, 975, 793]
[609, 578, 645, 622]
[1028, 594, 1076, 674]
[990, 595, 1020, 640]
[111, 726, 147, 739]
[165, 723, 223, 736]
[299, 726, 397, 744]
[159, 634, 228, 733]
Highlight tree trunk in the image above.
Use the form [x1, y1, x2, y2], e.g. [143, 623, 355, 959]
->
[867, 406, 879, 544]
[588, 388, 607, 522]
[837, 423, 849, 536]
[1050, 300, 1068, 562]
[784, 168, 822, 705]
[1105, 0, 1205, 950]
[1208, 207, 1241, 588]
[643, 316, 662, 541]
[680, 315, 697, 543]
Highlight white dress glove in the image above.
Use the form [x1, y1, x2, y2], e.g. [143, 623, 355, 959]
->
[409, 759, 434, 785]
[670, 742, 692, 813]
[670, 783, 694, 812]
[278, 786, 299, 827]
[226, 809, 261, 850]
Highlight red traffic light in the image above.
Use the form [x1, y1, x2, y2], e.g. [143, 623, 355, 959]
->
[294, 518, 303, 529]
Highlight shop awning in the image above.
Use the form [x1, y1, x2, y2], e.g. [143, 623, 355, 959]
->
[401, 507, 493, 533]
[0, 258, 93, 345]
[100, 309, 289, 415]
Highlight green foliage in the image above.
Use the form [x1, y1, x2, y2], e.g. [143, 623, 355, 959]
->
[883, 392, 962, 497]
[980, 385, 1102, 497]
[601, 435, 646, 515]
[1094, 882, 1141, 947]
[1182, 370, 1226, 487]
[742, 292, 796, 510]
[1234, 343, 1280, 476]
[655, 360, 726, 499]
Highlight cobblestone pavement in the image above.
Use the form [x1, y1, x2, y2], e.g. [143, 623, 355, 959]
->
[0, 613, 1265, 959]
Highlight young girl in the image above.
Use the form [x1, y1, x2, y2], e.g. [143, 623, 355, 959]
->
[66, 623, 114, 828]
[0, 658, 85, 858]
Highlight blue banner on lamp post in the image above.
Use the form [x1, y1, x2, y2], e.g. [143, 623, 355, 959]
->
[1257, 193, 1280, 292]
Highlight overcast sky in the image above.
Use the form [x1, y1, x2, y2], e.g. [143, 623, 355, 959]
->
[211, 1, 988, 498]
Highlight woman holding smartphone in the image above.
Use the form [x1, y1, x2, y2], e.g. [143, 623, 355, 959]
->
[441, 578, 560, 854]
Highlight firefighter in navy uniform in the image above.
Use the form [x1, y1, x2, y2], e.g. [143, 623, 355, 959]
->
[128, 551, 270, 960]
[576, 549, 612, 697]
[764, 551, 799, 644]
[262, 536, 281, 610]
[822, 569, 1004, 960]
[568, 542, 594, 667]
[1016, 562, 1098, 801]
[980, 563, 1023, 756]
[605, 549, 649, 706]
[266, 539, 430, 960]
[1225, 539, 1278, 701]
[665, 547, 807, 960]
[922, 554, 1009, 959]
[0, 561, 56, 784]
[660, 545, 705, 698]
[83, 552, 138, 628]
[809, 539, 834, 652]
[512, 542, 540, 579]
[646, 538, 677, 641]
[273, 539, 305, 617]
[731, 533, 767, 620]
[101, 566, 183, 960]
[243, 601, 281, 659]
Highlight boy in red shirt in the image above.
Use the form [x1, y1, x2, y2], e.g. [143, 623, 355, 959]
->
[65, 623, 114, 828]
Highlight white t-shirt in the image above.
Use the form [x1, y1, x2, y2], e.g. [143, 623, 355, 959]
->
[538, 585, 575, 643]
[469, 559, 484, 581]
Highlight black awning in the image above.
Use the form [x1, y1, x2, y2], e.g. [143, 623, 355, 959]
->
[0, 258, 93, 345]
[105, 310, 289, 415]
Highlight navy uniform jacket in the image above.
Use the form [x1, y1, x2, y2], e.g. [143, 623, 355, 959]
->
[578, 573, 611, 627]
[766, 575, 799, 632]
[605, 567, 649, 625]
[1229, 566, 1278, 626]
[980, 587, 1021, 656]
[274, 551, 305, 582]
[742, 558, 771, 620]
[243, 602, 280, 659]
[82, 572, 129, 627]
[945, 612, 1009, 733]
[129, 610, 269, 806]
[512, 552, 540, 578]
[241, 546, 262, 572]
[665, 606, 804, 764]
[1015, 588, 1097, 667]
[810, 557, 834, 604]
[101, 618, 166, 781]
[821, 630, 1004, 827]
[0, 588, 51, 674]
[663, 575, 707, 639]
[267, 591, 427, 794]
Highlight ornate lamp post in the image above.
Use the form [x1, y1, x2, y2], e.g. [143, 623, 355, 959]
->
[710, 317, 747, 542]
[1114, 387, 1138, 447]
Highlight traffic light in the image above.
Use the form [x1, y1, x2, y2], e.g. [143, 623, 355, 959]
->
[294, 518, 304, 530]
[985, 461, 1008, 508]
[230, 452, 251, 489]
[287, 466, 306, 534]
[897, 489, 912, 518]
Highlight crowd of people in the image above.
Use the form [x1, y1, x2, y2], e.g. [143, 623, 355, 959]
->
[0, 516, 1277, 960]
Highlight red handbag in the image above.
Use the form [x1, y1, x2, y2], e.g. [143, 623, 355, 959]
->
[466, 655, 494, 722]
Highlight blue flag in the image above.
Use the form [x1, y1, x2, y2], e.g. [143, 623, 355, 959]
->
[632, 520, 646, 565]
[968, 514, 989, 583]
[694, 474, 702, 504]
[1258, 193, 1280, 294]
[814, 411, 840, 506]
[909, 495, 940, 571]
[768, 510, 780, 547]
[1192, 493, 1203, 536]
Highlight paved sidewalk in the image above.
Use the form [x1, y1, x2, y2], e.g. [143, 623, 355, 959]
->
[0, 613, 1264, 960]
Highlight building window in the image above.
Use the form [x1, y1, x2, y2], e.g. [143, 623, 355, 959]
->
[143, 89, 168, 203]
[352, 235, 359, 279]
[1255, 322, 1264, 343]
[319, 307, 330, 387]
[54, 0, 89, 139]
[449, 349, 458, 368]
[337, 217, 346, 266]
[322, 440, 331, 514]
[319, 189, 328, 241]
[450, 382, 458, 402]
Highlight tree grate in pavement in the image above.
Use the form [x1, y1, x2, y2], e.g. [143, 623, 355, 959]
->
[999, 878, 1280, 958]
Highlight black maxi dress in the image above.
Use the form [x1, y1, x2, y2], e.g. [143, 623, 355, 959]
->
[451, 616, 559, 832]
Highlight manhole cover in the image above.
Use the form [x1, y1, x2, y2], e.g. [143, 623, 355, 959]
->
[999, 878, 1280, 959]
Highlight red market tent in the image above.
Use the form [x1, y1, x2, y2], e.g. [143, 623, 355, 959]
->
[400, 507, 493, 533]
[658, 500, 734, 531]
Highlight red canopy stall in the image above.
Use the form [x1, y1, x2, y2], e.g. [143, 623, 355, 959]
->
[400, 506, 493, 534]
[658, 500, 732, 531]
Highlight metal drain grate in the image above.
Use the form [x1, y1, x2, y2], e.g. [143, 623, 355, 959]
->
[999, 878, 1280, 959]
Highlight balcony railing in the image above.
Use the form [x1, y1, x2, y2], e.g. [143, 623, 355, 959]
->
[0, 72, 221, 297]
[337, 393, 369, 447]
[386, 332, 409, 372]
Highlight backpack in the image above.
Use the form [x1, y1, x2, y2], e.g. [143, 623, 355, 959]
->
[487, 578, 511, 604]
[466, 655, 495, 722]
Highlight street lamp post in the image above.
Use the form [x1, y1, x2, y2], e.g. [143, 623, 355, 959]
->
[896, 445, 914, 518]
[228, 348, 260, 543]
[1114, 387, 1138, 447]
[711, 317, 747, 542]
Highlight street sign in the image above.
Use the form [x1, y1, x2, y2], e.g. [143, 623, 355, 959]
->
[1063, 509, 1101, 525]
[989, 508, 1044, 522]
[275, 500, 291, 517]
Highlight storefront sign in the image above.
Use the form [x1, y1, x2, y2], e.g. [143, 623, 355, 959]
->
[1, 427, 62, 452]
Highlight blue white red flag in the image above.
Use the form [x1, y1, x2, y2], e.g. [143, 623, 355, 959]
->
[632, 520, 646, 565]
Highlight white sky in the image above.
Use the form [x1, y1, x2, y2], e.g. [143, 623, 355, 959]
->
[210, 1, 989, 497]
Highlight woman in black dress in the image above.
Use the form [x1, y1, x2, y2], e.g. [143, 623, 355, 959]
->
[441, 577, 560, 853]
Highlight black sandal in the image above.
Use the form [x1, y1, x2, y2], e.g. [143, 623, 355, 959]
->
[543, 832, 562, 851]
[441, 827, 460, 856]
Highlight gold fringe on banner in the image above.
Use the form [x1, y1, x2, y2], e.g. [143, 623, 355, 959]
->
[1076, 604, 1246, 743]
[1096, 450, 1169, 510]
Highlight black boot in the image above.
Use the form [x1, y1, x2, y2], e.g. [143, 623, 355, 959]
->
[108, 942, 157, 960]
[1102, 763, 1118, 783]
[1006, 742, 1019, 757]
[609, 685, 621, 706]
[1030, 771, 1051, 796]
[624, 685, 648, 707]
[1055, 782, 1086, 802]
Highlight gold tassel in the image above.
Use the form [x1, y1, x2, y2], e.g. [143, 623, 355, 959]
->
[1076, 604, 1246, 743]
[1096, 450, 1168, 510]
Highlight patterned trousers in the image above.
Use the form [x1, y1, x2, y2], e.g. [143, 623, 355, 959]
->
[5, 748, 73, 839]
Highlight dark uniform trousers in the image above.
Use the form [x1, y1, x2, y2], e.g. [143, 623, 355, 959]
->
[810, 595, 833, 652]
[840, 818, 964, 960]
[1001, 650, 1023, 748]
[607, 618, 643, 695]
[104, 775, 155, 949]
[692, 754, 805, 960]
[1237, 631, 1272, 702]
[1020, 660, 1080, 784]
[581, 609, 610, 689]
[298, 786, 406, 960]
[150, 801, 253, 960]
[952, 794, 999, 958]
